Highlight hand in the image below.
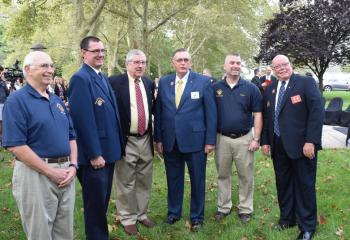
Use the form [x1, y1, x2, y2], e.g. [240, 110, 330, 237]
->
[303, 142, 315, 160]
[90, 156, 106, 169]
[261, 145, 271, 156]
[58, 167, 76, 188]
[204, 144, 215, 154]
[248, 139, 260, 152]
[156, 142, 163, 155]
[47, 168, 69, 185]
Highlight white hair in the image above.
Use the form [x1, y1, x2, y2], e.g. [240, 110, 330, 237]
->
[125, 49, 146, 63]
[22, 51, 52, 78]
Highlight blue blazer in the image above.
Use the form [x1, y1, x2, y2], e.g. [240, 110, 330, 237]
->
[154, 71, 217, 153]
[68, 63, 123, 165]
[108, 73, 155, 153]
[261, 74, 324, 159]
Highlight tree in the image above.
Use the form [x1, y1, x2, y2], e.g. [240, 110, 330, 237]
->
[255, 0, 350, 91]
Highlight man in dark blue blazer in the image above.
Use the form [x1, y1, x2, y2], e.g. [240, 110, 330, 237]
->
[154, 48, 217, 231]
[68, 36, 123, 240]
[109, 49, 155, 235]
[261, 55, 324, 240]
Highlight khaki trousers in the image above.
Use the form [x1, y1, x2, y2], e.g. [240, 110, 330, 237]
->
[215, 132, 254, 214]
[114, 133, 153, 226]
[12, 160, 75, 240]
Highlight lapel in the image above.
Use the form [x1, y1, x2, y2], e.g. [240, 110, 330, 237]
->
[166, 73, 176, 109]
[279, 74, 296, 112]
[83, 64, 114, 105]
[120, 74, 131, 122]
[177, 71, 194, 110]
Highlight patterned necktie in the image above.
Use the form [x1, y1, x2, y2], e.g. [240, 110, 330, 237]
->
[274, 81, 286, 136]
[135, 79, 146, 135]
[175, 79, 183, 108]
[98, 72, 109, 92]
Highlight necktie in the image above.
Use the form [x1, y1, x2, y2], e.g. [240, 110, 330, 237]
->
[175, 79, 183, 108]
[135, 79, 146, 135]
[274, 81, 286, 136]
[98, 72, 109, 92]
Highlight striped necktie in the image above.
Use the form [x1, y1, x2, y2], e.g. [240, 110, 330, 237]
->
[175, 79, 183, 108]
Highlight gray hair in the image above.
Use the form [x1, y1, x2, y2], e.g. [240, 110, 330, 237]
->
[126, 49, 146, 63]
[224, 52, 241, 63]
[22, 51, 52, 78]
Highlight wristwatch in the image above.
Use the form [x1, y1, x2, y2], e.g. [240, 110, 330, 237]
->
[69, 163, 79, 170]
[253, 138, 260, 143]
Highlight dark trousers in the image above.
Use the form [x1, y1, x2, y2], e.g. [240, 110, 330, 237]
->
[164, 144, 207, 223]
[77, 163, 115, 240]
[273, 136, 317, 232]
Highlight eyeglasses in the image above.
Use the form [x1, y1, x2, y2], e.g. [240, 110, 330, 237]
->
[84, 49, 107, 55]
[174, 58, 190, 63]
[129, 60, 147, 66]
[30, 63, 56, 70]
[273, 62, 290, 70]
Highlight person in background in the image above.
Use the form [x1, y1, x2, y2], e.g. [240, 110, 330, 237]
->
[54, 76, 67, 102]
[260, 65, 277, 91]
[251, 68, 263, 92]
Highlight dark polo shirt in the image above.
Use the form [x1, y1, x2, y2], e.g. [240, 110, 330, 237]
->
[213, 78, 262, 134]
[2, 83, 76, 157]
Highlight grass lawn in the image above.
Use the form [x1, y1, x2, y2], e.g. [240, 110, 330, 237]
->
[323, 91, 350, 110]
[0, 148, 349, 240]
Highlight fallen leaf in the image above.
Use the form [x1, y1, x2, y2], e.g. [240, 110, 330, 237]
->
[185, 220, 191, 230]
[335, 227, 344, 237]
[318, 215, 327, 225]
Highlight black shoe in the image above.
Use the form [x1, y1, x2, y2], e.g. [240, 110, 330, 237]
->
[296, 231, 314, 240]
[214, 211, 231, 221]
[164, 216, 180, 224]
[191, 221, 203, 232]
[274, 222, 296, 231]
[238, 213, 252, 223]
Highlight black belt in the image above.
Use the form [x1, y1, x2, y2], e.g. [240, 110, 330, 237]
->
[220, 131, 249, 139]
[129, 129, 149, 138]
[43, 157, 69, 164]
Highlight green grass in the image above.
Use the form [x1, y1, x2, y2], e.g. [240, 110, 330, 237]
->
[0, 148, 349, 240]
[323, 91, 350, 110]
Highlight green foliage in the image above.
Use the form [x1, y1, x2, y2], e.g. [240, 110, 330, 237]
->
[1, 0, 275, 79]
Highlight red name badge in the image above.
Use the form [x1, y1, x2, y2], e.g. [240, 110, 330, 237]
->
[291, 95, 302, 104]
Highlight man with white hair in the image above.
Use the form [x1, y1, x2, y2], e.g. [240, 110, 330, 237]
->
[109, 49, 155, 235]
[2, 51, 77, 240]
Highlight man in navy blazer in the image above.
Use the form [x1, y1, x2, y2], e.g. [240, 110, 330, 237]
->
[109, 49, 155, 235]
[68, 36, 123, 240]
[261, 55, 324, 240]
[154, 48, 217, 231]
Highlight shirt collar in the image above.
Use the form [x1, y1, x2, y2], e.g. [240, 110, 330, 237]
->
[24, 83, 52, 99]
[85, 63, 101, 75]
[176, 71, 190, 84]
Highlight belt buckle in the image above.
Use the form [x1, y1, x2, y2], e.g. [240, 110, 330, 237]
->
[230, 133, 237, 138]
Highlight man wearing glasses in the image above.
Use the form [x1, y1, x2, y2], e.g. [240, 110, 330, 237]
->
[2, 51, 77, 240]
[68, 36, 123, 240]
[261, 55, 324, 240]
[109, 49, 155, 235]
[154, 48, 217, 231]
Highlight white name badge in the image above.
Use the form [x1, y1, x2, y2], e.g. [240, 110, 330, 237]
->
[191, 91, 200, 99]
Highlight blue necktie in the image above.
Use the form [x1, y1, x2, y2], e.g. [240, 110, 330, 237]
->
[98, 72, 109, 92]
[274, 81, 286, 136]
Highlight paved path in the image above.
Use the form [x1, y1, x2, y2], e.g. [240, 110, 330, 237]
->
[322, 125, 348, 148]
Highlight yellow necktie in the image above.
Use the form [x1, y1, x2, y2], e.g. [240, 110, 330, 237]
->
[175, 79, 183, 108]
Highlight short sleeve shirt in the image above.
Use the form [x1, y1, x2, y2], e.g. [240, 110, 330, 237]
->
[213, 78, 262, 134]
[2, 84, 76, 158]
